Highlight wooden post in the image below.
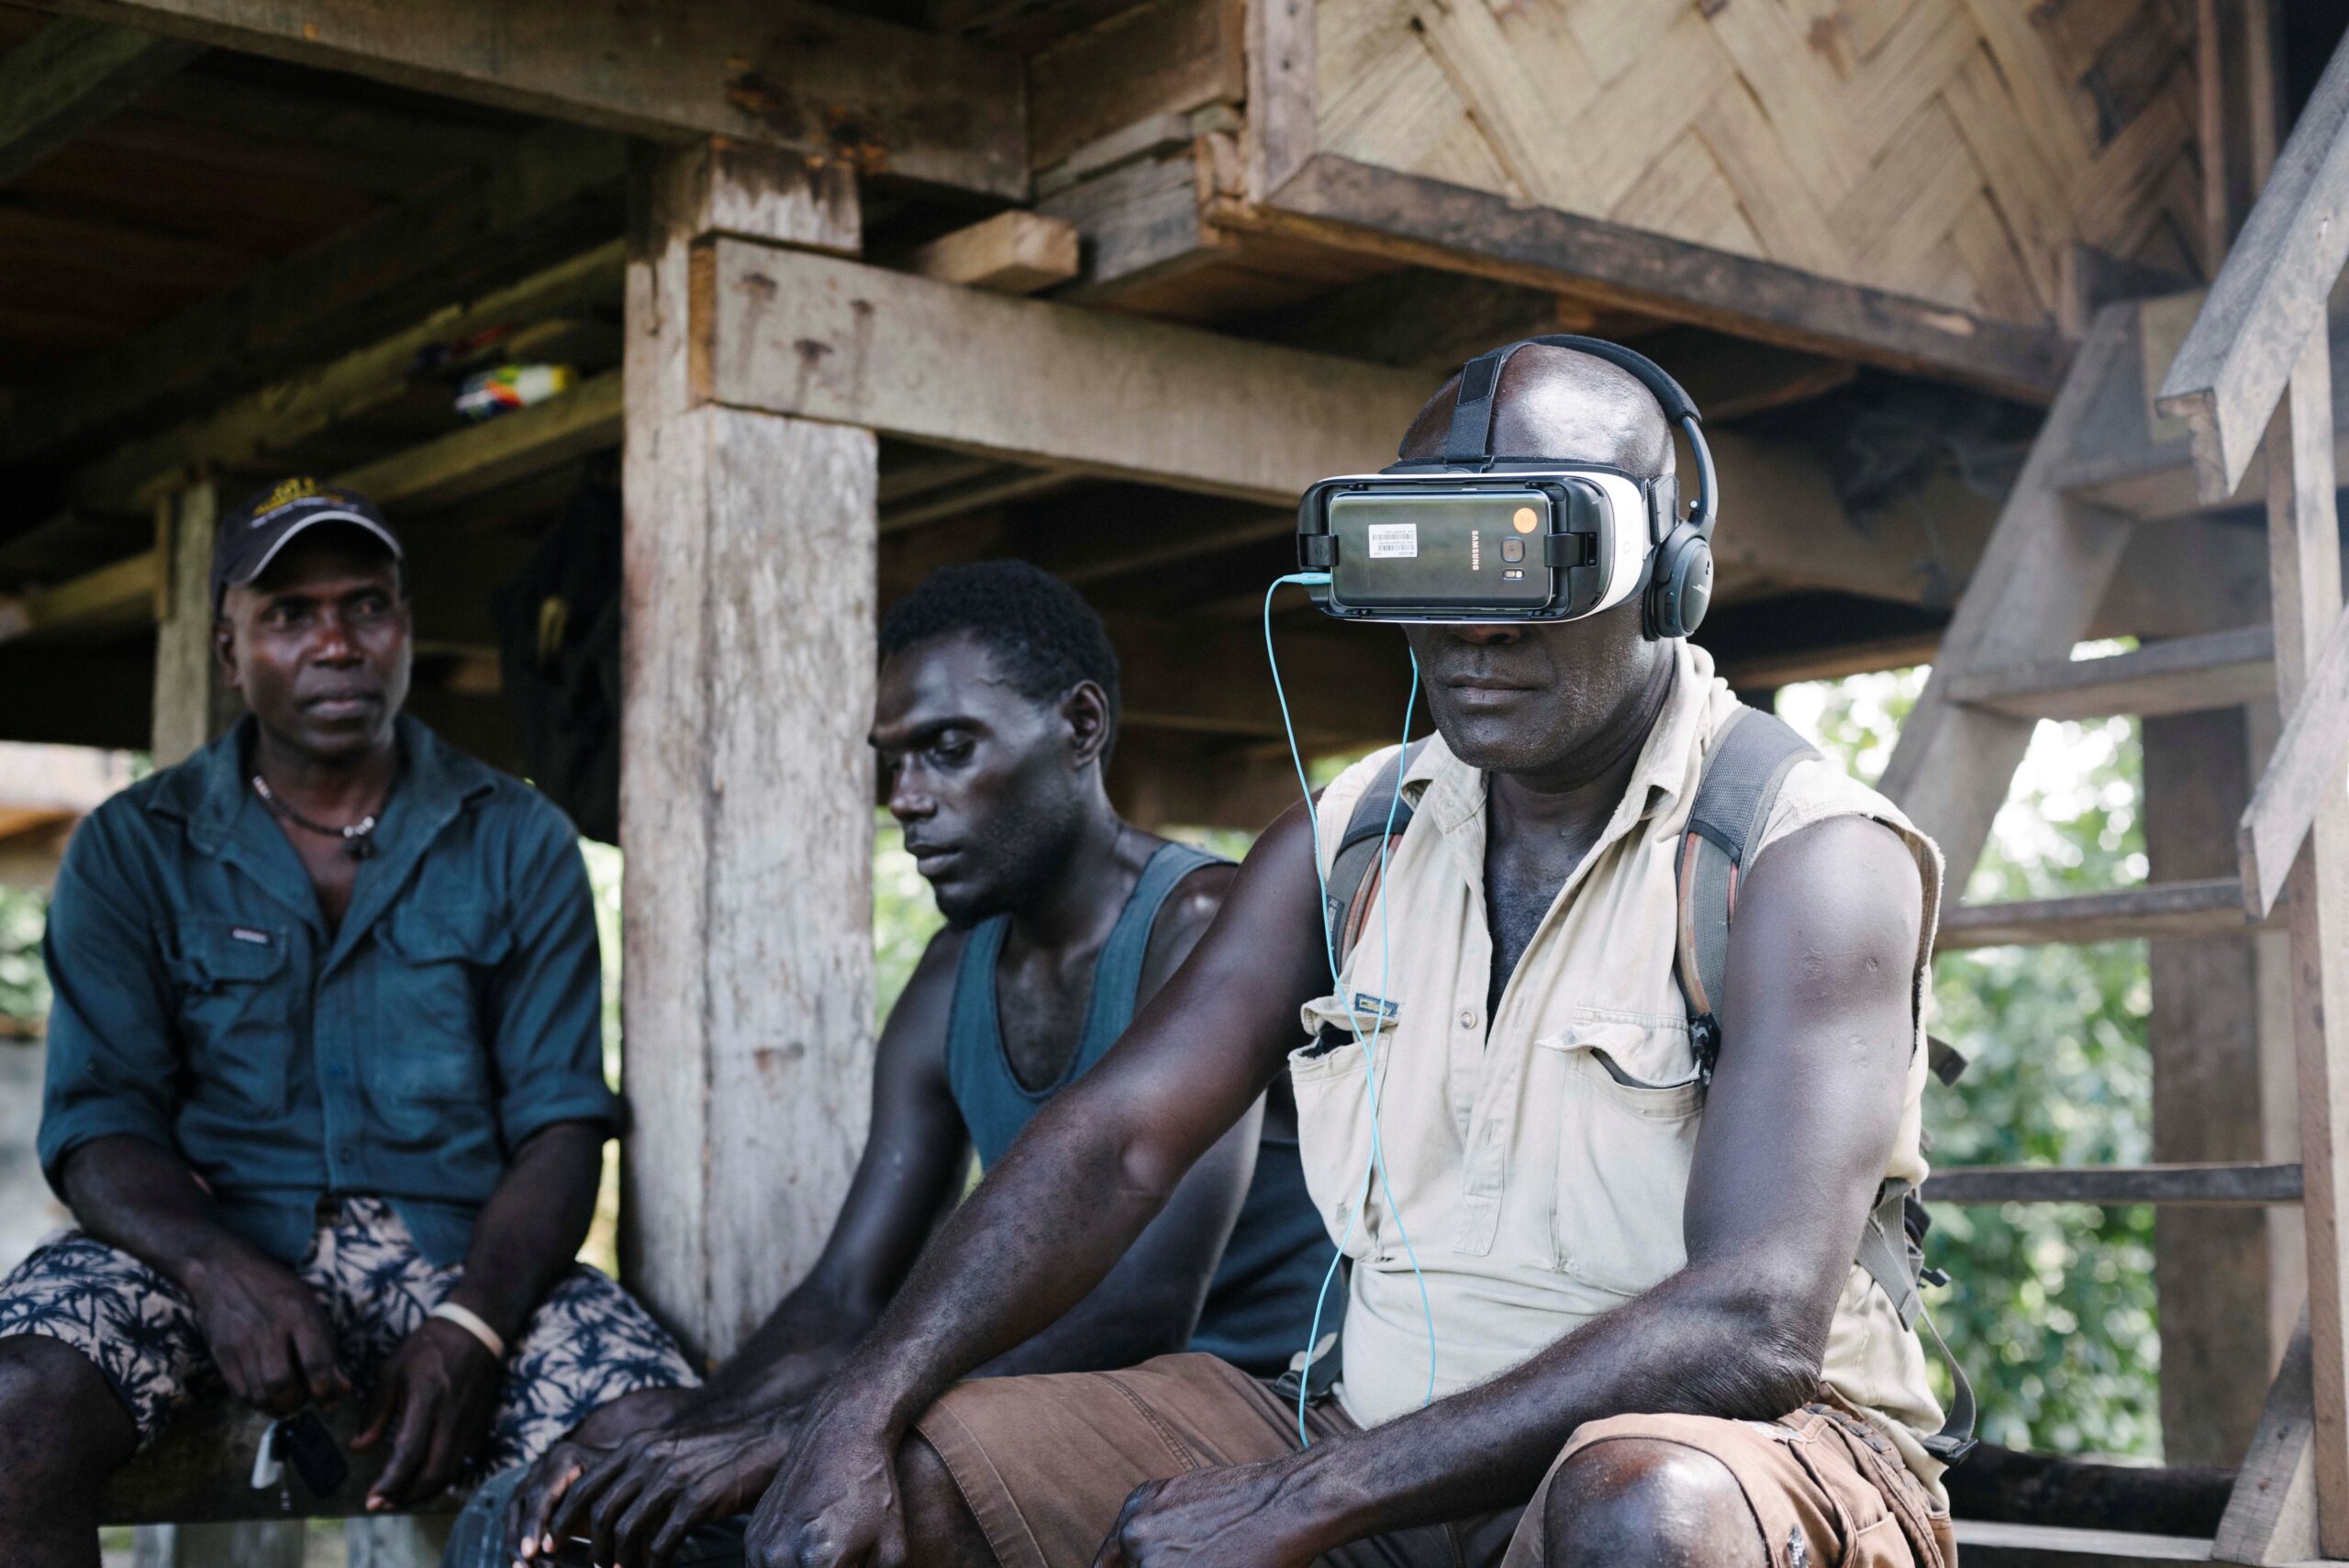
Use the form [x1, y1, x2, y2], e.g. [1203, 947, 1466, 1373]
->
[2144, 707, 2273, 1462]
[618, 139, 875, 1361]
[2266, 321, 2349, 1555]
[150, 480, 235, 767]
[2248, 694, 2309, 1370]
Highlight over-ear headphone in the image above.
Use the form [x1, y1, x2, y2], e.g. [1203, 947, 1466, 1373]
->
[1431, 335, 1716, 639]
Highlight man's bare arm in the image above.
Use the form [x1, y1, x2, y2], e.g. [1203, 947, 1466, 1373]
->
[1093, 814, 1925, 1565]
[743, 804, 1333, 1567]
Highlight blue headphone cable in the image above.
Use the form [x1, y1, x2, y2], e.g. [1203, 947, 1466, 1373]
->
[1264, 573, 1438, 1443]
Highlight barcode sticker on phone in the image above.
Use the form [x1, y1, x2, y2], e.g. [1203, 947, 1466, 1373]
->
[1366, 524, 1418, 559]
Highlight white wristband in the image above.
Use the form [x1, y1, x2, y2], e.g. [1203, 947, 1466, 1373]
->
[430, 1300, 506, 1360]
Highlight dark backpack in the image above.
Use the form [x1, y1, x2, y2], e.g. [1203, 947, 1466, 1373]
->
[1323, 706, 1976, 1463]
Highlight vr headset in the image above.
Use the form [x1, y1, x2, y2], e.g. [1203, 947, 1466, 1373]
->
[1295, 336, 1717, 639]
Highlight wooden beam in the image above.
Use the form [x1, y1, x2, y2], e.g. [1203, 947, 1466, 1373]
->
[1950, 1520, 2215, 1565]
[1878, 306, 2139, 892]
[1949, 627, 2277, 721]
[1227, 154, 2070, 404]
[149, 481, 236, 766]
[1937, 879, 2270, 951]
[0, 17, 198, 183]
[2146, 706, 2277, 1463]
[907, 211, 1081, 295]
[1028, 0, 1241, 172]
[2243, 607, 2349, 918]
[2253, 320, 2349, 1558]
[694, 240, 1420, 502]
[619, 140, 874, 1362]
[4, 121, 627, 468]
[2155, 34, 2349, 501]
[1922, 1162, 2302, 1207]
[2215, 1312, 2321, 1565]
[70, 242, 627, 515]
[338, 369, 622, 510]
[46, 0, 1025, 198]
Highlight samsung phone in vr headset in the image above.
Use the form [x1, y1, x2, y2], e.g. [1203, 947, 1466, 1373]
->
[1294, 335, 1719, 640]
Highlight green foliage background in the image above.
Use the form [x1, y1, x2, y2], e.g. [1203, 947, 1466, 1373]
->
[1779, 666, 2159, 1459]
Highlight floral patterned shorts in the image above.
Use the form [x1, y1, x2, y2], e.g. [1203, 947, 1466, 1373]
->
[0, 1195, 696, 1472]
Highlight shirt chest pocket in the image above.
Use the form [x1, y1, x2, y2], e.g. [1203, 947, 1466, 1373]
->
[1286, 994, 1389, 1261]
[167, 918, 295, 1117]
[372, 904, 509, 1108]
[1538, 1012, 1704, 1297]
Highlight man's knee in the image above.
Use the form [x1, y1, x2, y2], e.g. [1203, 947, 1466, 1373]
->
[1541, 1438, 1760, 1568]
[896, 1430, 994, 1568]
[0, 1336, 134, 1490]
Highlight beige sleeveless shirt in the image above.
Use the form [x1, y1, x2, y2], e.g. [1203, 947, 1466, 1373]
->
[1296, 640, 1948, 1485]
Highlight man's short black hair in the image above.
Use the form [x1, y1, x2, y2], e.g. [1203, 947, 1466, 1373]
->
[881, 561, 1123, 756]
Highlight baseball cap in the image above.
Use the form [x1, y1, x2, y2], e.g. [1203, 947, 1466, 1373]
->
[213, 479, 404, 612]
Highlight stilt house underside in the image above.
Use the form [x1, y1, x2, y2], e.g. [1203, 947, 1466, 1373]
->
[6, 2, 2348, 1563]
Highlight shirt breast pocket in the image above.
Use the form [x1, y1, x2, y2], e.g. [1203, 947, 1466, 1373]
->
[1538, 1010, 1704, 1297]
[166, 917, 294, 1118]
[1286, 994, 1386, 1261]
[373, 904, 509, 1109]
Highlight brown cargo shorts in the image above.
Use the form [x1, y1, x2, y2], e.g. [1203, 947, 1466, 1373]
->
[914, 1352, 1954, 1568]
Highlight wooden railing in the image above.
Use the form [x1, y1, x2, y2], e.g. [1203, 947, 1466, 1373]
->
[2155, 31, 2349, 1566]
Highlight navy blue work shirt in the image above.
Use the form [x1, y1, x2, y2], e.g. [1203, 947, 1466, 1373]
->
[38, 714, 618, 1267]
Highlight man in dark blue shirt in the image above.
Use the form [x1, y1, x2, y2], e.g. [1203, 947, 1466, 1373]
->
[0, 482, 690, 1568]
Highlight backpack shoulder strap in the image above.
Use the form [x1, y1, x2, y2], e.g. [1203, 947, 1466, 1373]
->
[1674, 705, 1819, 1070]
[1328, 738, 1431, 970]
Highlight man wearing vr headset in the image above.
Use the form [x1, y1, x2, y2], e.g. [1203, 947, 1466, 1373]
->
[736, 343, 1955, 1568]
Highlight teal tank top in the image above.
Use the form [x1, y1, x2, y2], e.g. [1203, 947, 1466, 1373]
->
[943, 841, 1334, 1376]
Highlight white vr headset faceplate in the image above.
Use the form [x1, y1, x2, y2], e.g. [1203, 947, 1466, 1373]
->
[1328, 468, 1654, 617]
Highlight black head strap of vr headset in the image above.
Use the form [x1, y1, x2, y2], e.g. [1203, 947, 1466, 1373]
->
[1425, 334, 1716, 551]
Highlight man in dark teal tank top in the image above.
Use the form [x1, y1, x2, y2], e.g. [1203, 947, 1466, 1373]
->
[459, 562, 1333, 1568]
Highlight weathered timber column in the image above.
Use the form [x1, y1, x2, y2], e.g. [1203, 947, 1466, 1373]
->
[2144, 706, 2271, 1462]
[150, 480, 236, 766]
[618, 139, 875, 1362]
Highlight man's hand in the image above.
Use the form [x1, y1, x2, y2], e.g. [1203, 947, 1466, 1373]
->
[183, 1248, 350, 1417]
[354, 1317, 501, 1509]
[742, 1400, 908, 1568]
[507, 1387, 698, 1562]
[541, 1407, 801, 1568]
[1089, 1460, 1320, 1568]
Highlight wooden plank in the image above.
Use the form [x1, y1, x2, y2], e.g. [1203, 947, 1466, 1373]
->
[1246, 0, 1317, 197]
[149, 481, 235, 767]
[1876, 304, 2136, 893]
[2147, 706, 2278, 1463]
[69, 241, 627, 515]
[0, 17, 198, 183]
[1937, 878, 2268, 950]
[693, 239, 1421, 503]
[1949, 626, 2277, 720]
[2257, 322, 2349, 1559]
[1030, 0, 1242, 172]
[2243, 609, 2349, 918]
[1922, 1162, 2302, 1206]
[907, 211, 1081, 295]
[619, 139, 875, 1362]
[1038, 140, 1236, 298]
[47, 0, 1026, 198]
[2215, 1312, 2321, 1565]
[1952, 1519, 2212, 1566]
[336, 370, 622, 511]
[3, 121, 627, 467]
[1234, 153, 2071, 402]
[2154, 32, 2349, 501]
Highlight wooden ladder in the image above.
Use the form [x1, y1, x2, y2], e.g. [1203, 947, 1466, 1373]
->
[1883, 31, 2349, 1568]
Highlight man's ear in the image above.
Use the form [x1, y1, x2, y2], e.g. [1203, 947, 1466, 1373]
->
[1062, 680, 1112, 770]
[213, 618, 241, 690]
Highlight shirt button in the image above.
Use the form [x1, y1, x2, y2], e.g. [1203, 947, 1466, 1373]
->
[1459, 1009, 1478, 1030]
[335, 1142, 356, 1162]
